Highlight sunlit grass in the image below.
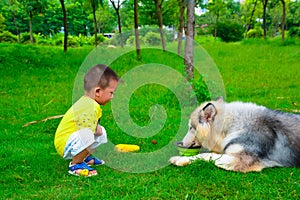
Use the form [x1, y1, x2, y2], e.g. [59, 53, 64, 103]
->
[0, 41, 299, 199]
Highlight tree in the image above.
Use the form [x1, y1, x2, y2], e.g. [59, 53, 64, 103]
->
[206, 0, 226, 42]
[184, 0, 195, 81]
[246, 0, 259, 32]
[59, 0, 68, 52]
[97, 2, 116, 33]
[19, 0, 47, 44]
[177, 0, 185, 55]
[134, 0, 141, 59]
[90, 0, 101, 46]
[262, 0, 268, 39]
[153, 0, 166, 51]
[7, 0, 20, 42]
[280, 0, 286, 42]
[139, 0, 157, 25]
[110, 0, 126, 48]
[287, 0, 300, 28]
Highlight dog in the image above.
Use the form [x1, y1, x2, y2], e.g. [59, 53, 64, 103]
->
[169, 97, 300, 172]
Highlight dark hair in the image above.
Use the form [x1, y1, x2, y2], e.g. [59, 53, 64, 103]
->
[84, 64, 119, 91]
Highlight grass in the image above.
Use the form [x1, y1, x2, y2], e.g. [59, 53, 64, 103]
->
[0, 41, 300, 199]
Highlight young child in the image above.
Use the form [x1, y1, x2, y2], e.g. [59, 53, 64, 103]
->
[54, 64, 119, 176]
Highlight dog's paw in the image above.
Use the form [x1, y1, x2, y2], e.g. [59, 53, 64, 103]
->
[169, 156, 191, 166]
[169, 156, 181, 164]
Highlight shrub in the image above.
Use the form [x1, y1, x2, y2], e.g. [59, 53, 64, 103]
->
[0, 31, 18, 43]
[246, 24, 264, 38]
[53, 33, 64, 46]
[144, 32, 161, 46]
[192, 77, 210, 103]
[20, 32, 35, 43]
[0, 14, 6, 32]
[126, 35, 135, 46]
[67, 35, 80, 47]
[139, 26, 160, 37]
[165, 30, 175, 42]
[289, 27, 300, 37]
[216, 21, 244, 42]
[125, 35, 145, 46]
[88, 34, 108, 46]
[34, 33, 54, 46]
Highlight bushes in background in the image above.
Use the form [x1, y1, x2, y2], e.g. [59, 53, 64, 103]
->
[216, 21, 244, 42]
[246, 24, 264, 38]
[289, 27, 300, 37]
[0, 31, 17, 43]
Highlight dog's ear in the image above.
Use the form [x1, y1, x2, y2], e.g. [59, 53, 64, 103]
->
[202, 103, 217, 122]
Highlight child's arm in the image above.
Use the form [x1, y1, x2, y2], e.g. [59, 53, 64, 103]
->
[95, 124, 103, 136]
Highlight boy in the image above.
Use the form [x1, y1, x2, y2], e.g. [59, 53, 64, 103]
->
[54, 64, 119, 176]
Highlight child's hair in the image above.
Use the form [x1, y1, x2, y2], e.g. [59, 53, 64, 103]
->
[84, 64, 119, 91]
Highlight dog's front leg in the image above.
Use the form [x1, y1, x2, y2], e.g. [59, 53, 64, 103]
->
[196, 153, 235, 170]
[169, 153, 235, 170]
[169, 153, 218, 166]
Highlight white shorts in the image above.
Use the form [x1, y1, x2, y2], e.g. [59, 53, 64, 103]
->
[63, 126, 108, 159]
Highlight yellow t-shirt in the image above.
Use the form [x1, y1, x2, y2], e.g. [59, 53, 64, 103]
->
[54, 96, 102, 156]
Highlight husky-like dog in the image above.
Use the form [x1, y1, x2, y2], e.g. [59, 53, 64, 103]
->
[170, 97, 300, 172]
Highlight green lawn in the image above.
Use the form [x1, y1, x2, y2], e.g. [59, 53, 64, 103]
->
[0, 41, 299, 199]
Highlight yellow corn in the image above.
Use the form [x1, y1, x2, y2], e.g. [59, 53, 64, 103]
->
[115, 144, 140, 152]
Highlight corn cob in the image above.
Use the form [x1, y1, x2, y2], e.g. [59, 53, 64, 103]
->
[115, 144, 140, 152]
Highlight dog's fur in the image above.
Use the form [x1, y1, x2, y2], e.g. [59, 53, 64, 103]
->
[169, 97, 300, 172]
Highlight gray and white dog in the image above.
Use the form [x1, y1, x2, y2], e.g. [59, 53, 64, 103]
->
[170, 97, 300, 172]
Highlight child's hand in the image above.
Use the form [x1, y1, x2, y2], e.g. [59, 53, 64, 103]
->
[95, 125, 103, 136]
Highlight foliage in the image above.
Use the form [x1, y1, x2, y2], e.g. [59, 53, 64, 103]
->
[144, 31, 161, 46]
[246, 23, 264, 38]
[112, 26, 174, 47]
[20, 32, 34, 43]
[191, 77, 210, 103]
[289, 26, 300, 37]
[216, 21, 244, 42]
[0, 0, 300, 49]
[125, 35, 136, 46]
[0, 13, 6, 32]
[139, 0, 157, 25]
[0, 0, 300, 43]
[67, 34, 107, 47]
[0, 30, 17, 42]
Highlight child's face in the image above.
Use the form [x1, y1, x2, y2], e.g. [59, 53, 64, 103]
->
[96, 79, 118, 105]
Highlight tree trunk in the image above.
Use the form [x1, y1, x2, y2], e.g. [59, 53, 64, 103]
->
[29, 11, 33, 44]
[246, 0, 258, 33]
[184, 0, 194, 81]
[91, 0, 98, 46]
[214, 13, 219, 43]
[110, 1, 124, 48]
[154, 0, 166, 51]
[60, 0, 68, 52]
[8, 0, 20, 42]
[262, 0, 268, 40]
[281, 0, 286, 43]
[177, 0, 185, 56]
[134, 0, 141, 59]
[116, 9, 123, 48]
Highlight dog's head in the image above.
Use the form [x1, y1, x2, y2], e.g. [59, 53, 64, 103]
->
[182, 97, 224, 148]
